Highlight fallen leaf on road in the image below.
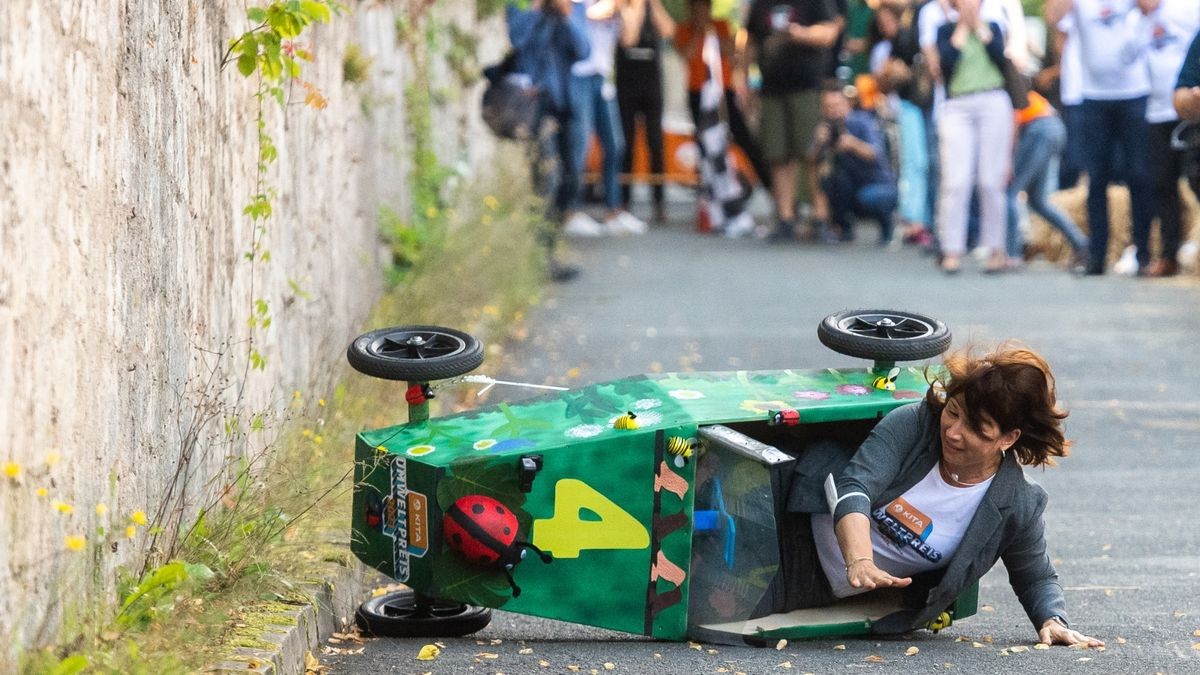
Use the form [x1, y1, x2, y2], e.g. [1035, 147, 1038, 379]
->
[1034, 643, 1050, 650]
[1174, 611, 1187, 618]
[776, 661, 793, 669]
[905, 647, 919, 656]
[981, 605, 994, 612]
[539, 659, 550, 667]
[1117, 637, 1127, 644]
[689, 642, 703, 651]
[982, 635, 993, 643]
[1104, 589, 1115, 597]
[604, 663, 615, 670]
[865, 655, 885, 663]
[1192, 643, 1200, 651]
[476, 653, 500, 659]
[567, 665, 580, 672]
[717, 668, 728, 673]
[416, 645, 440, 661]
[305, 651, 327, 674]
[519, 647, 534, 654]
[834, 644, 846, 651]
[490, 639, 503, 645]
[999, 649, 1010, 656]
[972, 642, 985, 649]
[776, 639, 788, 650]
[707, 649, 719, 655]
[1193, 630, 1200, 637]
[954, 636, 969, 643]
[1078, 657, 1092, 662]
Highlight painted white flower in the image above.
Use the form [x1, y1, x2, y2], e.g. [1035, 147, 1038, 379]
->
[668, 389, 705, 400]
[565, 424, 604, 439]
[472, 439, 497, 451]
[406, 445, 436, 457]
[632, 398, 663, 411]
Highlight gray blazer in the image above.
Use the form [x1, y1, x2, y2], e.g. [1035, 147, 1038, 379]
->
[788, 401, 1068, 634]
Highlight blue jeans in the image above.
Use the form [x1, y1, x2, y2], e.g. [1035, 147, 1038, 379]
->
[897, 100, 929, 227]
[1006, 115, 1088, 257]
[1078, 96, 1153, 268]
[567, 73, 624, 211]
[822, 171, 898, 243]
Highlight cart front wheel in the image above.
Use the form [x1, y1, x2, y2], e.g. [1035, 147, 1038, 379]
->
[355, 590, 492, 638]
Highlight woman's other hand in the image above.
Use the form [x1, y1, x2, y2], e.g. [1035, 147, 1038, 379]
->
[846, 559, 913, 591]
[1038, 618, 1105, 648]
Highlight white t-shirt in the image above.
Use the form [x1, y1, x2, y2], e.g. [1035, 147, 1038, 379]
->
[812, 464, 992, 599]
[1128, 0, 1200, 122]
[1058, 16, 1084, 106]
[571, 0, 620, 80]
[1069, 0, 1150, 100]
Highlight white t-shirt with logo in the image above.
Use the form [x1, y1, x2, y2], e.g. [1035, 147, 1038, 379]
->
[1069, 0, 1150, 100]
[1128, 0, 1200, 122]
[812, 464, 992, 599]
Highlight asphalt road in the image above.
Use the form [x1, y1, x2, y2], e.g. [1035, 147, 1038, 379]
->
[325, 195, 1200, 674]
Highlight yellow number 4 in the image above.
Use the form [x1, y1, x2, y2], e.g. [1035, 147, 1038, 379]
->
[532, 479, 650, 558]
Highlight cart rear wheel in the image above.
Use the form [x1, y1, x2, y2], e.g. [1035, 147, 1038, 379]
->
[817, 309, 951, 362]
[355, 590, 492, 638]
[347, 325, 483, 381]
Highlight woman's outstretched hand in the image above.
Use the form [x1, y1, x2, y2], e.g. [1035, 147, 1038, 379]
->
[1038, 619, 1105, 648]
[846, 559, 912, 591]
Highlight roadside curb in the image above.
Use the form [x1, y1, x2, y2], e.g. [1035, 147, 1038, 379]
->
[208, 558, 376, 674]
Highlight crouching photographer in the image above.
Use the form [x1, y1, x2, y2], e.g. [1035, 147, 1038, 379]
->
[806, 81, 898, 245]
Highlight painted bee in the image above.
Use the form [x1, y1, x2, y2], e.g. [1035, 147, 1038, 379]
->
[872, 366, 901, 391]
[613, 411, 639, 430]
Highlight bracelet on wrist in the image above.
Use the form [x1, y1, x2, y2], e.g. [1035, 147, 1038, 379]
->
[844, 556, 873, 571]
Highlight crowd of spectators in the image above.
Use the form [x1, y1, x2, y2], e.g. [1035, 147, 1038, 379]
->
[505, 0, 1200, 281]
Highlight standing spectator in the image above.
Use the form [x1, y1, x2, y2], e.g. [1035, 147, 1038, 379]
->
[506, 0, 592, 281]
[616, 0, 671, 224]
[1128, 0, 1199, 277]
[743, 0, 841, 241]
[1046, 0, 1153, 276]
[1006, 92, 1090, 269]
[676, 0, 774, 191]
[808, 81, 900, 243]
[934, 0, 1014, 273]
[869, 0, 933, 246]
[563, 0, 648, 238]
[1051, 17, 1087, 188]
[1176, 29, 1200, 121]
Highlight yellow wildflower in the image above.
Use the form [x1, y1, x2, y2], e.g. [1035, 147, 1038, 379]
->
[95, 503, 108, 517]
[3, 462, 19, 479]
[54, 501, 74, 515]
[45, 451, 61, 467]
[318, 398, 326, 407]
[302, 429, 314, 438]
[484, 195, 500, 210]
[125, 525, 137, 539]
[314, 436, 324, 445]
[130, 510, 148, 526]
[35, 487, 48, 498]
[65, 535, 86, 551]
[425, 206, 439, 219]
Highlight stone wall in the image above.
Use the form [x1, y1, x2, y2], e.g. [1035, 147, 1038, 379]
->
[0, 0, 501, 665]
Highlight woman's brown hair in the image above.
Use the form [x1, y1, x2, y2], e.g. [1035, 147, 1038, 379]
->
[925, 344, 1071, 467]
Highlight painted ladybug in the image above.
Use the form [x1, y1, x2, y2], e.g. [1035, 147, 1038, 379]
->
[443, 494, 551, 597]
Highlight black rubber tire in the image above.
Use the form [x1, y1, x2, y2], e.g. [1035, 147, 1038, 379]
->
[347, 325, 484, 381]
[817, 309, 951, 362]
[355, 590, 493, 638]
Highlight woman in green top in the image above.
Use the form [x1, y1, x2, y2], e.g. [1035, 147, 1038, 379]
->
[933, 0, 1014, 274]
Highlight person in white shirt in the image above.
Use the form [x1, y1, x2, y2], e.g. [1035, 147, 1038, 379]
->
[1046, 0, 1154, 275]
[1126, 0, 1199, 277]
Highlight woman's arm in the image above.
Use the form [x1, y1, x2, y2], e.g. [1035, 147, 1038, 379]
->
[830, 403, 929, 589]
[647, 0, 676, 40]
[1001, 489, 1104, 647]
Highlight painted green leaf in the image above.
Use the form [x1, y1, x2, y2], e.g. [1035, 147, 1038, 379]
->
[436, 456, 527, 511]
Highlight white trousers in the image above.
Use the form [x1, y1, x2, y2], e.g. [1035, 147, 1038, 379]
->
[936, 89, 1015, 256]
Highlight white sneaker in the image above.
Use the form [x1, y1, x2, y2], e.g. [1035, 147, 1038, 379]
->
[607, 210, 647, 235]
[563, 211, 605, 237]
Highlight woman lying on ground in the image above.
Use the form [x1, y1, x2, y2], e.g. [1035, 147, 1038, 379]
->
[778, 345, 1103, 647]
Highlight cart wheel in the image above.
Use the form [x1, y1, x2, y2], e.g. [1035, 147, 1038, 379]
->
[355, 590, 492, 638]
[817, 309, 951, 362]
[347, 325, 484, 381]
